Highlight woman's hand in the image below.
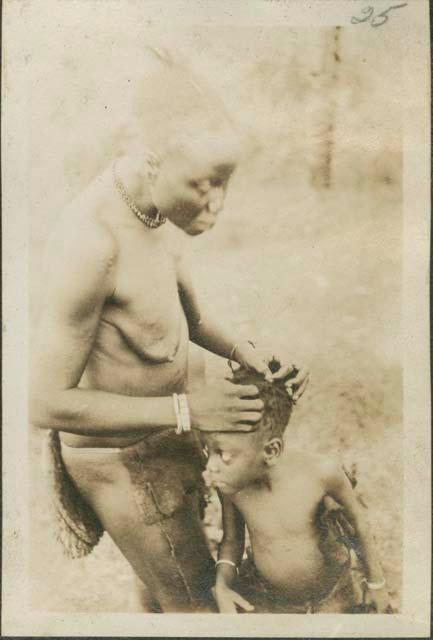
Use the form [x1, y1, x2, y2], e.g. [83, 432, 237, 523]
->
[232, 340, 310, 403]
[188, 379, 263, 432]
[212, 583, 254, 613]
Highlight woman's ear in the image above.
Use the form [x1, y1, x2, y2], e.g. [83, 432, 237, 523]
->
[263, 437, 283, 465]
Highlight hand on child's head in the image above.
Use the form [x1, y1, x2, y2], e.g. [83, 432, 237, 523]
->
[229, 366, 294, 440]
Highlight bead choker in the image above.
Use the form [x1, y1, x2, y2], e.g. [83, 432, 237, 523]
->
[112, 157, 166, 229]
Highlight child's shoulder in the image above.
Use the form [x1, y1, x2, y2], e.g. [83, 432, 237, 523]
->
[284, 448, 342, 483]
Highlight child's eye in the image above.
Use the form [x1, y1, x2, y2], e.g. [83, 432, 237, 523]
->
[221, 451, 233, 464]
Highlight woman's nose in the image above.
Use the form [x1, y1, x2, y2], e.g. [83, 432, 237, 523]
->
[207, 187, 225, 214]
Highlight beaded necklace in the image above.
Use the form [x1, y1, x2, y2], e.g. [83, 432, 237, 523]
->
[112, 154, 166, 229]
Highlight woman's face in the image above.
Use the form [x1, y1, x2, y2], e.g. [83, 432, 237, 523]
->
[152, 132, 239, 235]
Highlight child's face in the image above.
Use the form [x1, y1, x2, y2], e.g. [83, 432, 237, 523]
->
[152, 131, 239, 235]
[203, 432, 266, 495]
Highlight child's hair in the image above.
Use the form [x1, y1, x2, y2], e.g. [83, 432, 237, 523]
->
[231, 367, 294, 439]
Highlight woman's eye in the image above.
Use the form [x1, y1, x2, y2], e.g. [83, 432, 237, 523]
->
[193, 179, 211, 194]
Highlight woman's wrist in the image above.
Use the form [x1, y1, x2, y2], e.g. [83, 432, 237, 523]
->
[172, 393, 191, 434]
[228, 339, 256, 364]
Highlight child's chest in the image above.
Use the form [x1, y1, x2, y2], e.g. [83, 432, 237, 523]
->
[236, 476, 325, 537]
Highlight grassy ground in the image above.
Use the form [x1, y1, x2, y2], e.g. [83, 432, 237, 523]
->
[29, 177, 402, 613]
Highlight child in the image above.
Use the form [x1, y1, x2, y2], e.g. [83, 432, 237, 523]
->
[205, 369, 393, 613]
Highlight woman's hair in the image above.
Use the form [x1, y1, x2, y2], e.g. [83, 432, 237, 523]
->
[131, 48, 235, 152]
[231, 367, 294, 439]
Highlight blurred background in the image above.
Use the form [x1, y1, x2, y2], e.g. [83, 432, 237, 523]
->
[29, 6, 402, 613]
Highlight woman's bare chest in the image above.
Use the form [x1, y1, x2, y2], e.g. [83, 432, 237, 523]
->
[101, 235, 186, 361]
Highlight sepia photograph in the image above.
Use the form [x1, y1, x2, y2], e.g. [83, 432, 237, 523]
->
[2, 0, 430, 637]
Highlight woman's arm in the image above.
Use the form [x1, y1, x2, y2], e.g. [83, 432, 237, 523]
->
[31, 223, 262, 436]
[30, 223, 179, 435]
[177, 253, 309, 399]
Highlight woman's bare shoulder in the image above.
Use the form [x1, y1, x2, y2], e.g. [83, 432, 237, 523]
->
[45, 200, 118, 271]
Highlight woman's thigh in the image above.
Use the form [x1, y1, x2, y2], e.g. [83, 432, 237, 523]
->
[63, 448, 214, 613]
[93, 483, 215, 612]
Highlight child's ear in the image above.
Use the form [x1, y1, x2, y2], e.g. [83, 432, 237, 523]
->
[263, 437, 283, 465]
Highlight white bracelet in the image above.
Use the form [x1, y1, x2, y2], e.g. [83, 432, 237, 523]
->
[362, 578, 386, 590]
[229, 344, 238, 362]
[178, 393, 191, 432]
[172, 393, 191, 435]
[173, 393, 182, 435]
[215, 559, 239, 575]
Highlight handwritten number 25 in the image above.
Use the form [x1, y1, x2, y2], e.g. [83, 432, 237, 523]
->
[351, 3, 407, 28]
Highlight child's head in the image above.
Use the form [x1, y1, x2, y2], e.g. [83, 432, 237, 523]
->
[204, 369, 294, 495]
[127, 51, 243, 235]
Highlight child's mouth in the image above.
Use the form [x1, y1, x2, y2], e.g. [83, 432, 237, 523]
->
[211, 479, 231, 489]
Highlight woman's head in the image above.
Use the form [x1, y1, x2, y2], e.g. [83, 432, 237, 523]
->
[127, 52, 242, 235]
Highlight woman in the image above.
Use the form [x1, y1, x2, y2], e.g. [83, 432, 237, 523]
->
[31, 53, 308, 612]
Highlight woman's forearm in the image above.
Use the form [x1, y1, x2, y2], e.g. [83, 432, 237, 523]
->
[190, 314, 242, 361]
[30, 387, 177, 436]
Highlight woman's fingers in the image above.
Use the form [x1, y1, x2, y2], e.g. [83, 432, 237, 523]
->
[245, 355, 272, 381]
[271, 362, 297, 381]
[291, 373, 310, 403]
[232, 383, 260, 398]
[285, 367, 309, 388]
[238, 411, 262, 423]
[236, 398, 264, 411]
[232, 423, 257, 432]
[293, 377, 309, 401]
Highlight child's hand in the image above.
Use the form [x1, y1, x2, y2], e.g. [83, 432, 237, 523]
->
[212, 584, 254, 613]
[364, 586, 394, 613]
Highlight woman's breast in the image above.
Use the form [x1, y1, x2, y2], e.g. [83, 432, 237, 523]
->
[83, 309, 190, 397]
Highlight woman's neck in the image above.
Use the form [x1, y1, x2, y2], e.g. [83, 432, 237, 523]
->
[115, 155, 154, 213]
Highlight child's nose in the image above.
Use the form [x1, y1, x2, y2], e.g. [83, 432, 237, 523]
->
[206, 454, 220, 475]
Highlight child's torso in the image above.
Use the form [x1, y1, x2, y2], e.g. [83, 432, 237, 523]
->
[233, 452, 347, 604]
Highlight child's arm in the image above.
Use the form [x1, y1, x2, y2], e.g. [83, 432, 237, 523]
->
[213, 494, 254, 613]
[322, 459, 392, 613]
